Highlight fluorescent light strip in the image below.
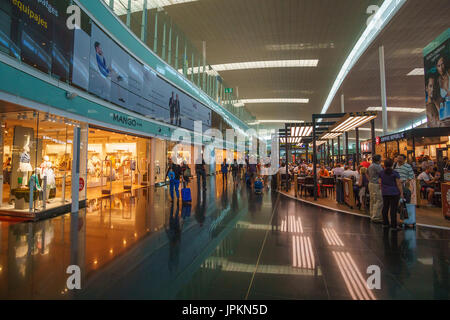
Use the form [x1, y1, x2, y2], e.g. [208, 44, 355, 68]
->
[321, 0, 407, 114]
[214, 60, 319, 71]
[367, 107, 426, 113]
[290, 126, 313, 137]
[257, 120, 305, 123]
[111, 0, 198, 15]
[407, 68, 424, 76]
[240, 99, 309, 104]
[181, 60, 318, 75]
[333, 116, 376, 132]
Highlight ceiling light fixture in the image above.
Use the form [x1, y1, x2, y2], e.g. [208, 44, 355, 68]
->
[367, 107, 425, 113]
[110, 0, 198, 15]
[320, 0, 407, 115]
[181, 60, 319, 75]
[238, 99, 309, 105]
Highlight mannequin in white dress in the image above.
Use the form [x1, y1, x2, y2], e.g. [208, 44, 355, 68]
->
[18, 135, 33, 187]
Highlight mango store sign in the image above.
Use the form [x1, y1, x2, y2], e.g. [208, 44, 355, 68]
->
[111, 113, 143, 128]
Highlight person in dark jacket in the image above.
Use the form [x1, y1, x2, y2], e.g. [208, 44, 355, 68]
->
[195, 156, 207, 191]
[167, 158, 183, 201]
[379, 158, 404, 231]
[221, 160, 229, 187]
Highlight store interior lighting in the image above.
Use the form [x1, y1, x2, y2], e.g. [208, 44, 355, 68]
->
[366, 106, 426, 113]
[290, 126, 313, 137]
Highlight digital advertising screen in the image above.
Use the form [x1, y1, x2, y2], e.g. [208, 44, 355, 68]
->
[424, 29, 450, 128]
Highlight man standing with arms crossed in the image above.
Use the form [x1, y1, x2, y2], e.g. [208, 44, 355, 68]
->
[368, 155, 383, 223]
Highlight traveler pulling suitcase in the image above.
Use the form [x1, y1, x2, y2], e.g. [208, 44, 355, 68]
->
[181, 187, 192, 203]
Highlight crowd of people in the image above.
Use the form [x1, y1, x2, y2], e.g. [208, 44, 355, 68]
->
[276, 154, 449, 231]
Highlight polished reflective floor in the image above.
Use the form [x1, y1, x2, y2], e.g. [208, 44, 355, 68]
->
[0, 176, 448, 300]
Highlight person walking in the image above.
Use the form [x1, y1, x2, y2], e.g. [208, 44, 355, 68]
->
[368, 155, 384, 223]
[231, 159, 239, 185]
[195, 156, 207, 191]
[221, 160, 229, 187]
[167, 158, 182, 202]
[379, 158, 404, 231]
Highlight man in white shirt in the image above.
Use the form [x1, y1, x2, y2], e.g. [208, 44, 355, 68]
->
[332, 164, 344, 177]
[418, 166, 438, 204]
[342, 166, 359, 180]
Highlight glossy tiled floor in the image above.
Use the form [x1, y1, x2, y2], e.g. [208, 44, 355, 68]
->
[0, 176, 448, 300]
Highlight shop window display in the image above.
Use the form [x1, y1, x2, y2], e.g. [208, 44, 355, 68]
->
[87, 128, 151, 198]
[1, 110, 80, 213]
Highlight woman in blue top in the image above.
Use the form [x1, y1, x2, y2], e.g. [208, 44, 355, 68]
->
[378, 159, 404, 231]
[221, 160, 229, 187]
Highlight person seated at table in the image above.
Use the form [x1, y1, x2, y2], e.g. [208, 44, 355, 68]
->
[332, 163, 344, 177]
[418, 165, 439, 205]
[318, 165, 330, 178]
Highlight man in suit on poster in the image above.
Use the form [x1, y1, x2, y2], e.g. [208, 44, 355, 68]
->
[175, 94, 181, 126]
[169, 92, 176, 125]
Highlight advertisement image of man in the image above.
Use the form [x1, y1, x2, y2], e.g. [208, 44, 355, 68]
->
[95, 41, 110, 78]
[169, 92, 176, 125]
[175, 94, 181, 126]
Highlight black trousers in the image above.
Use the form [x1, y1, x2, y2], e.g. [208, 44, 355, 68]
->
[382, 195, 400, 228]
[197, 170, 207, 190]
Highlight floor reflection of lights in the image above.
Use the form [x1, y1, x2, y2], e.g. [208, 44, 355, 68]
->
[333, 251, 376, 300]
[323, 227, 377, 300]
[292, 236, 315, 270]
[281, 215, 303, 233]
[322, 228, 344, 246]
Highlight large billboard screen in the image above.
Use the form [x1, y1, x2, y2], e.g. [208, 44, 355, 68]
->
[73, 23, 211, 132]
[424, 29, 450, 128]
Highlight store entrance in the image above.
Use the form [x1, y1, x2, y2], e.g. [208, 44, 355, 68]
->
[87, 127, 151, 199]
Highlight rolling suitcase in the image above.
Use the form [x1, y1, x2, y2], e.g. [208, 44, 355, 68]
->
[181, 187, 192, 203]
[402, 203, 416, 228]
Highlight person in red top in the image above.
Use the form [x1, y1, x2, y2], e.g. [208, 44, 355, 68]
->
[361, 157, 371, 169]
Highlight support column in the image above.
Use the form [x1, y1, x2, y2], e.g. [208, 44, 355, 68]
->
[167, 22, 172, 64]
[371, 119, 376, 158]
[379, 45, 388, 135]
[345, 132, 349, 165]
[71, 127, 81, 213]
[327, 140, 331, 166]
[140, 0, 148, 43]
[191, 53, 194, 82]
[341, 94, 345, 113]
[337, 135, 341, 163]
[331, 139, 335, 166]
[162, 22, 166, 60]
[313, 118, 318, 201]
[126, 0, 131, 27]
[202, 41, 206, 91]
[175, 35, 179, 70]
[197, 57, 201, 87]
[355, 127, 360, 170]
[153, 11, 158, 53]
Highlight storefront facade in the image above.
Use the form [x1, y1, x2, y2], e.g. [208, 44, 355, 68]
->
[0, 0, 250, 218]
[376, 127, 450, 163]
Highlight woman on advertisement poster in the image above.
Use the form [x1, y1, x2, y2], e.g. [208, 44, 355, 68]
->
[425, 74, 442, 127]
[437, 55, 449, 99]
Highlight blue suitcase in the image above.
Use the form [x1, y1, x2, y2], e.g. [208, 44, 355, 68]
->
[181, 188, 192, 202]
[402, 203, 416, 228]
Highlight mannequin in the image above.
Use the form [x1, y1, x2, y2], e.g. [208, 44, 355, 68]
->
[40, 156, 56, 201]
[18, 135, 33, 187]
